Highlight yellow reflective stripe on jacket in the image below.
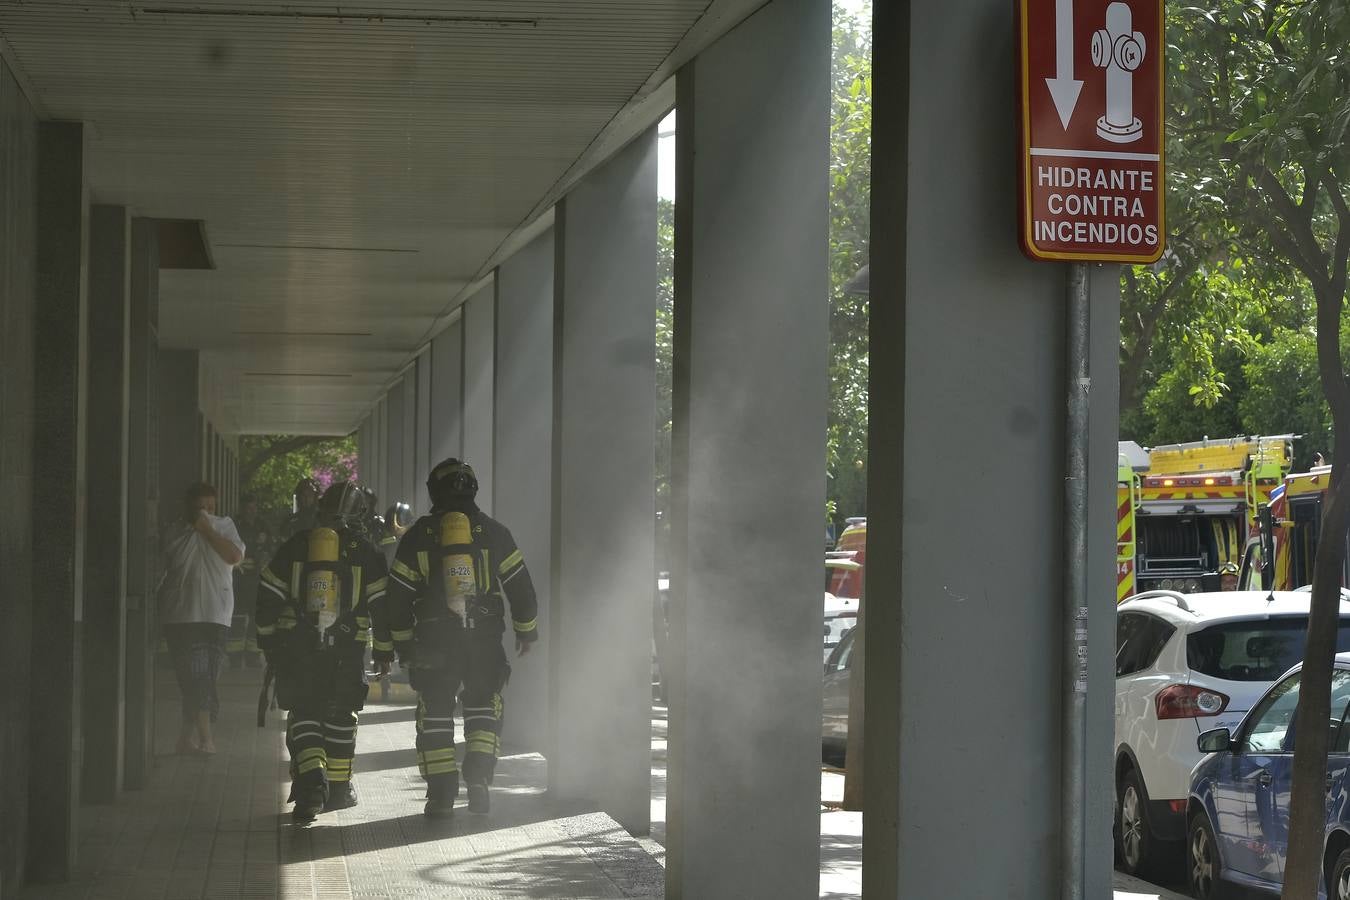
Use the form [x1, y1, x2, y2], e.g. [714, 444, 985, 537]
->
[290, 561, 303, 602]
[391, 558, 420, 584]
[261, 567, 289, 592]
[366, 576, 388, 599]
[351, 565, 363, 607]
[498, 549, 523, 575]
[391, 628, 414, 642]
[373, 639, 394, 652]
[513, 618, 537, 634]
[417, 551, 430, 580]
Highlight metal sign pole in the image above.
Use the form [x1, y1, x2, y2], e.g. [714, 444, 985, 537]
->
[1062, 261, 1090, 900]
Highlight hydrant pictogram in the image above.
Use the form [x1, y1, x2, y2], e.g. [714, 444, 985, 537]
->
[1091, 1, 1146, 143]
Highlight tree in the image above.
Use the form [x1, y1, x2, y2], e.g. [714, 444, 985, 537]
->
[826, 3, 872, 526]
[238, 434, 358, 518]
[1169, 1, 1350, 894]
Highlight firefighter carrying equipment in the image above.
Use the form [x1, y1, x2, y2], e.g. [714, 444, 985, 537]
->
[256, 482, 391, 802]
[387, 488, 537, 800]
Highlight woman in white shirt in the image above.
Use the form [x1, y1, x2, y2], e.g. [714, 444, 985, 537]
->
[159, 482, 245, 755]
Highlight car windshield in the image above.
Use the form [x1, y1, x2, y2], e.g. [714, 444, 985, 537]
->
[1187, 616, 1350, 682]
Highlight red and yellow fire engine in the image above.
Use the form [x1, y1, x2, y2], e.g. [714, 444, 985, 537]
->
[1116, 435, 1294, 602]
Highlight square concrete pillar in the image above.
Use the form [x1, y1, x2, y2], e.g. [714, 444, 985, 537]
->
[385, 380, 406, 507]
[124, 217, 158, 790]
[399, 373, 417, 507]
[29, 120, 89, 883]
[665, 1, 829, 896]
[493, 231, 554, 756]
[863, 2, 1119, 897]
[462, 288, 495, 514]
[0, 65, 39, 895]
[549, 130, 657, 834]
[82, 204, 130, 803]
[415, 351, 432, 512]
[157, 350, 200, 528]
[428, 318, 464, 478]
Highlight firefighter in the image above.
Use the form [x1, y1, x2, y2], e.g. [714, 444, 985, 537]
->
[281, 477, 322, 540]
[255, 481, 393, 822]
[387, 458, 539, 818]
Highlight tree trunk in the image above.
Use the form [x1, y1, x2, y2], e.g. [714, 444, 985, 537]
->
[1278, 274, 1350, 899]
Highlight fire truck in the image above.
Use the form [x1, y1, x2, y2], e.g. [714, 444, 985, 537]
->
[1116, 435, 1294, 601]
[1238, 465, 1350, 591]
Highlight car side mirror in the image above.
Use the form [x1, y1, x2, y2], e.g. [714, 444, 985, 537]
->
[1198, 728, 1232, 754]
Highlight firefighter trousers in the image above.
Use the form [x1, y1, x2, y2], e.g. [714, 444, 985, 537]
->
[286, 708, 360, 789]
[413, 637, 509, 788]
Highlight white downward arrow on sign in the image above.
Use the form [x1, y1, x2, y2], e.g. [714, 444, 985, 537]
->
[1044, 0, 1083, 129]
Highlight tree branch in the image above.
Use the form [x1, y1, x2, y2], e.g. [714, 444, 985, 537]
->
[1327, 168, 1350, 303]
[239, 435, 330, 488]
[1253, 166, 1328, 290]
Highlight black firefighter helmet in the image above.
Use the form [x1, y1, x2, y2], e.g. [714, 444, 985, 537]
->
[315, 481, 371, 531]
[427, 458, 478, 509]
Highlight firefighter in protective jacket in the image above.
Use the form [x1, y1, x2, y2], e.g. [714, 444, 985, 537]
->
[387, 457, 539, 817]
[256, 481, 393, 822]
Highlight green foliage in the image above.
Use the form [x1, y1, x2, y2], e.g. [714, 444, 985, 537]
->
[1240, 327, 1334, 461]
[827, 2, 872, 525]
[1122, 0, 1350, 464]
[656, 197, 674, 566]
[239, 434, 357, 521]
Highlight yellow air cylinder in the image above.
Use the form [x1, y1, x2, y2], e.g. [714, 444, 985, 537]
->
[440, 512, 475, 623]
[306, 527, 342, 632]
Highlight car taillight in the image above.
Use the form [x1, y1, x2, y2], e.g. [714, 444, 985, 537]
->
[1155, 685, 1230, 720]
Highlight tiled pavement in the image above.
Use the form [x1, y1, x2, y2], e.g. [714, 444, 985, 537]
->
[21, 667, 663, 900]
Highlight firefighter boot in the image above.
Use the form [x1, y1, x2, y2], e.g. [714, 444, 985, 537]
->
[466, 780, 490, 815]
[424, 774, 458, 819]
[324, 780, 358, 811]
[292, 782, 327, 824]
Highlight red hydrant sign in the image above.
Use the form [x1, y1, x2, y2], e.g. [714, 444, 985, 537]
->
[1017, 0, 1165, 263]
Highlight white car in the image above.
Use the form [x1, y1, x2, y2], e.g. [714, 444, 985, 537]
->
[1114, 589, 1350, 879]
[824, 592, 858, 663]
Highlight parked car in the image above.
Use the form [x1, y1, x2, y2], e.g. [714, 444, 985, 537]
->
[823, 592, 858, 663]
[821, 623, 856, 767]
[1187, 650, 1350, 899]
[1114, 589, 1350, 879]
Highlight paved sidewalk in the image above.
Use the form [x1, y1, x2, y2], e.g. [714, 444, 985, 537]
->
[21, 667, 662, 900]
[21, 668, 1191, 899]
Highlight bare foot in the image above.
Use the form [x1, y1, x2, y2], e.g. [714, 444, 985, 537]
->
[195, 743, 217, 756]
[176, 736, 200, 755]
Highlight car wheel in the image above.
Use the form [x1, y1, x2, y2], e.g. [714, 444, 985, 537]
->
[1330, 847, 1350, 900]
[1187, 813, 1225, 899]
[1116, 769, 1155, 877]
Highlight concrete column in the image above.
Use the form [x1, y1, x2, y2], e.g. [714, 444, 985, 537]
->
[493, 232, 554, 756]
[0, 62, 40, 895]
[862, 2, 1119, 897]
[400, 374, 417, 506]
[385, 379, 406, 508]
[429, 319, 464, 479]
[82, 204, 130, 803]
[158, 351, 200, 531]
[549, 131, 657, 834]
[462, 288, 495, 514]
[29, 120, 89, 883]
[665, 2, 829, 895]
[124, 218, 158, 790]
[375, 397, 388, 507]
[415, 351, 432, 512]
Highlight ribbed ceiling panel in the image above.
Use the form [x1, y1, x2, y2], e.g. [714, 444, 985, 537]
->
[0, 0, 708, 433]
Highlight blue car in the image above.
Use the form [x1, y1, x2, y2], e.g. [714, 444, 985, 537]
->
[1187, 652, 1350, 899]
